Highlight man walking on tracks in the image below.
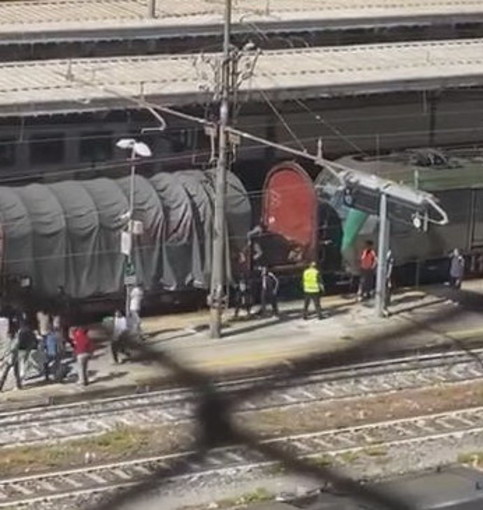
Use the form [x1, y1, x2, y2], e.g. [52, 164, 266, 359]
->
[302, 262, 324, 320]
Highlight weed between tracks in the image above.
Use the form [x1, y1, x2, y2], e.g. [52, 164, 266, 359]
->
[235, 379, 483, 437]
[458, 451, 483, 467]
[177, 488, 274, 510]
[2, 379, 483, 478]
[1, 425, 191, 477]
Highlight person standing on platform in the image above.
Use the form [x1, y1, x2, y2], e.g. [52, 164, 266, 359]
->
[43, 327, 63, 383]
[36, 309, 51, 343]
[111, 310, 129, 364]
[129, 285, 144, 338]
[71, 327, 93, 387]
[359, 240, 378, 301]
[233, 273, 252, 320]
[302, 262, 324, 320]
[449, 249, 465, 289]
[385, 249, 395, 309]
[0, 315, 21, 391]
[17, 321, 37, 381]
[259, 267, 279, 317]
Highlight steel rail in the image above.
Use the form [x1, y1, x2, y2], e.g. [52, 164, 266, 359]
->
[0, 348, 482, 448]
[2, 405, 483, 507]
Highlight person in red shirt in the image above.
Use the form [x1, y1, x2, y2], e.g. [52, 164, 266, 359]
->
[71, 327, 93, 386]
[359, 240, 378, 301]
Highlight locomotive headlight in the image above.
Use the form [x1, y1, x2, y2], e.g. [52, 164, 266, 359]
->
[343, 188, 354, 206]
[412, 213, 423, 230]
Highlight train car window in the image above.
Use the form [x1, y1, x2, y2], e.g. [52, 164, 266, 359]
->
[161, 128, 195, 153]
[472, 189, 483, 243]
[80, 131, 113, 163]
[29, 133, 65, 165]
[0, 137, 16, 167]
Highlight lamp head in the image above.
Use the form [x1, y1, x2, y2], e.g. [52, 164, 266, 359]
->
[116, 138, 152, 158]
[133, 142, 152, 158]
[116, 138, 136, 150]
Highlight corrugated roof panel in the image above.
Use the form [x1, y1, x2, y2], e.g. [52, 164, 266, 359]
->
[1, 39, 483, 115]
[1, 0, 483, 37]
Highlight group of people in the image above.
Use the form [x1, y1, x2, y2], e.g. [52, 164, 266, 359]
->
[109, 285, 145, 364]
[0, 284, 145, 392]
[357, 240, 466, 303]
[233, 266, 280, 319]
[232, 261, 326, 321]
[233, 238, 466, 323]
[0, 309, 94, 391]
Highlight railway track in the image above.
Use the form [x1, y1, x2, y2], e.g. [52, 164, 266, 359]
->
[0, 348, 482, 447]
[2, 405, 483, 508]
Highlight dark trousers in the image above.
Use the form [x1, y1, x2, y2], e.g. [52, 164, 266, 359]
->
[360, 269, 375, 299]
[111, 333, 130, 364]
[303, 293, 322, 320]
[0, 355, 21, 391]
[385, 282, 392, 308]
[234, 290, 251, 318]
[260, 290, 279, 316]
[44, 354, 62, 382]
[449, 276, 462, 289]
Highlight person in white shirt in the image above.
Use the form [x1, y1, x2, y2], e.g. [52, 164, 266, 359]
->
[129, 286, 143, 337]
[36, 310, 51, 340]
[111, 310, 129, 364]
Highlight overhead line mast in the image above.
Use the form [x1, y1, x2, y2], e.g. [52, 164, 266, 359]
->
[209, 0, 232, 339]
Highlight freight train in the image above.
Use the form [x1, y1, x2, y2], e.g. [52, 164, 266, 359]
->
[2, 149, 483, 316]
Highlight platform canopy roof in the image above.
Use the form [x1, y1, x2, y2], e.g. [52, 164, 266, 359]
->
[1, 0, 483, 44]
[1, 39, 483, 117]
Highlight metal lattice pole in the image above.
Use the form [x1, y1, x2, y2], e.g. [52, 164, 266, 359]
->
[209, 0, 232, 338]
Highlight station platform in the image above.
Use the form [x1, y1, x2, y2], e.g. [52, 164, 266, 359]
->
[1, 280, 483, 409]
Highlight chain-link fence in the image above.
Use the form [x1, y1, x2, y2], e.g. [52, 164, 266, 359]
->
[91, 285, 483, 510]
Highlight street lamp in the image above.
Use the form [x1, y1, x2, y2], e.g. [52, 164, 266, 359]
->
[116, 138, 152, 318]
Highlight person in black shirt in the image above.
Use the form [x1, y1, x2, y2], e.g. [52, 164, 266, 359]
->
[259, 267, 280, 317]
[233, 273, 252, 320]
[17, 322, 37, 381]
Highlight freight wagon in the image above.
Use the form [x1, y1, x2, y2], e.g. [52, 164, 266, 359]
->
[0, 162, 319, 316]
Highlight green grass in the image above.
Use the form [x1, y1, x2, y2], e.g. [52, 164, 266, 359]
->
[0, 425, 178, 476]
[213, 488, 273, 509]
[457, 451, 483, 465]
[362, 446, 388, 457]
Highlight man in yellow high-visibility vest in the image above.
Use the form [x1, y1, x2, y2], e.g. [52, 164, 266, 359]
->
[302, 262, 323, 320]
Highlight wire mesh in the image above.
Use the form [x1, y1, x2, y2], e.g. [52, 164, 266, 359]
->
[88, 285, 483, 510]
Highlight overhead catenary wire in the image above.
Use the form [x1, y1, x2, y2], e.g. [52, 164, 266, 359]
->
[258, 88, 307, 153]
[1, 124, 483, 186]
[2, 115, 483, 154]
[293, 97, 370, 157]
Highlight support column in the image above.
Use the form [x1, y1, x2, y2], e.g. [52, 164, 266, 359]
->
[375, 192, 390, 318]
[209, 0, 232, 339]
